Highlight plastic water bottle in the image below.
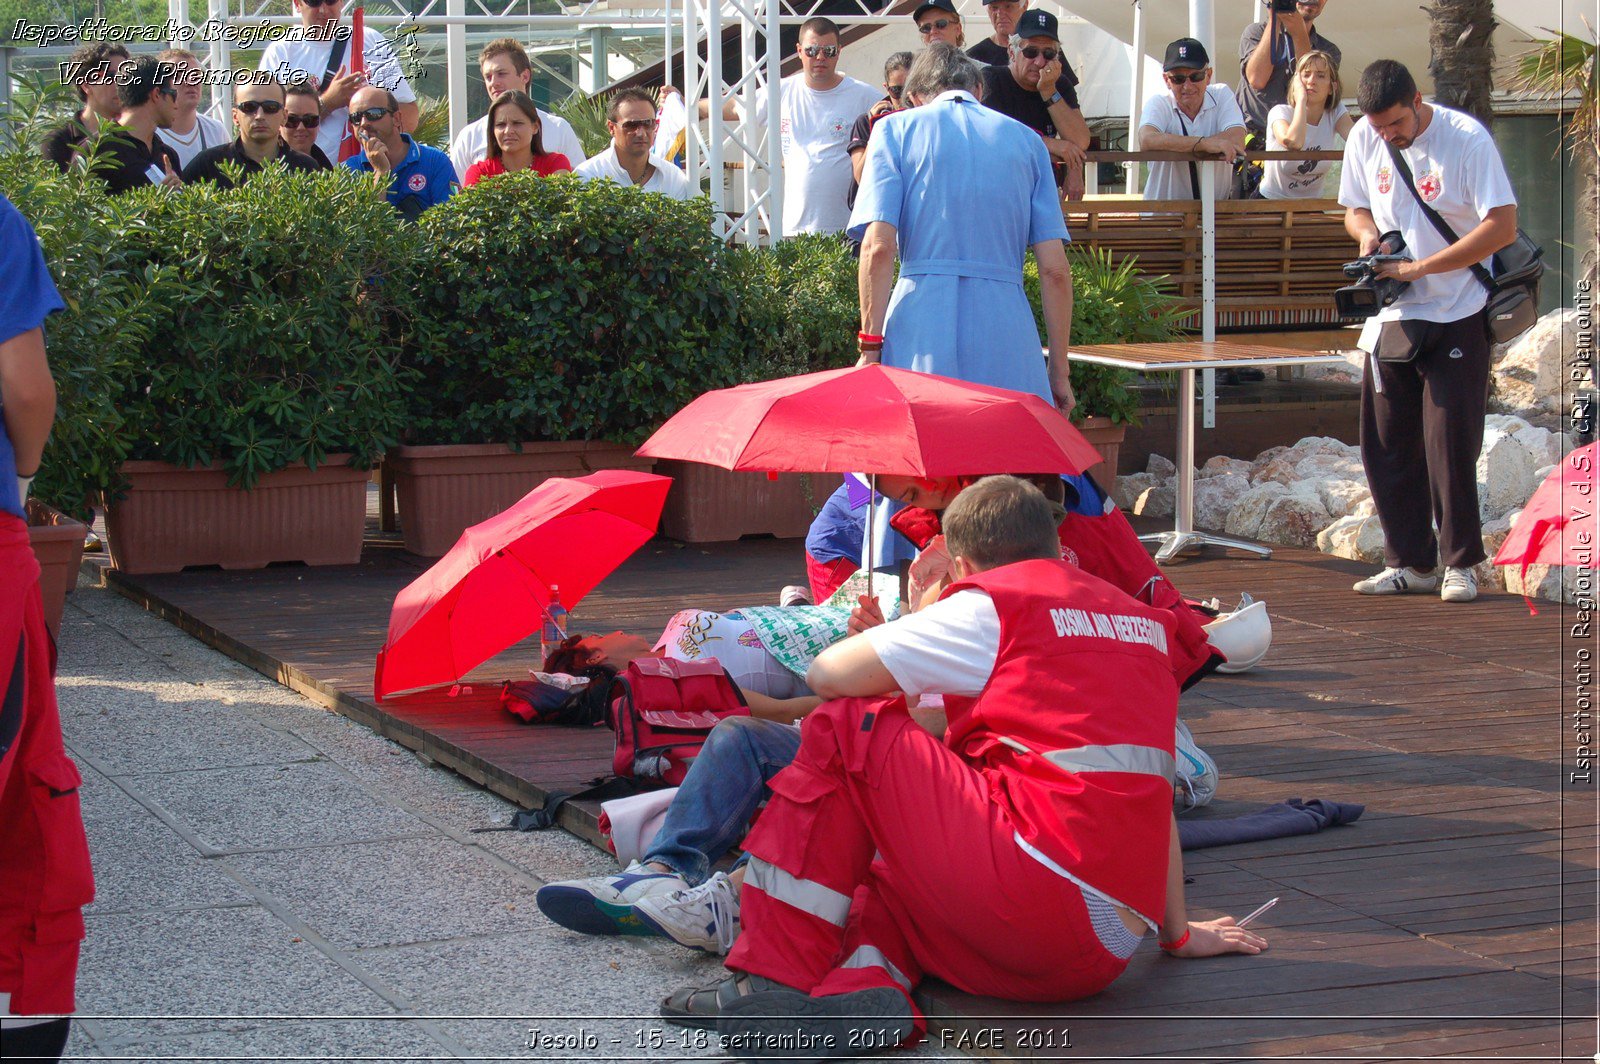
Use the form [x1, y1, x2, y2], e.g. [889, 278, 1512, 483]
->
[540, 585, 569, 663]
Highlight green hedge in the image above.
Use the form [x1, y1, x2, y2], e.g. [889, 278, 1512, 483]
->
[0, 149, 1185, 517]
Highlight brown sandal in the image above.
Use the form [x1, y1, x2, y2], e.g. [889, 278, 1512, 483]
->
[660, 971, 789, 1030]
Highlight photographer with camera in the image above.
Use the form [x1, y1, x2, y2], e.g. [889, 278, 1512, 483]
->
[1337, 59, 1518, 604]
[1238, 0, 1340, 137]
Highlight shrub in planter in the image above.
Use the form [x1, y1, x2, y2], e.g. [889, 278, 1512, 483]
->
[1025, 246, 1187, 426]
[107, 166, 420, 485]
[407, 172, 747, 446]
[730, 233, 861, 381]
[0, 152, 160, 519]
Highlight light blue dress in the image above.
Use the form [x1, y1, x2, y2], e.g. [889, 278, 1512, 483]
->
[847, 89, 1068, 405]
[848, 91, 1069, 568]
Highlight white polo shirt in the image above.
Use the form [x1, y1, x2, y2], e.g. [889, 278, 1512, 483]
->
[1139, 85, 1246, 201]
[576, 145, 694, 200]
[447, 111, 586, 182]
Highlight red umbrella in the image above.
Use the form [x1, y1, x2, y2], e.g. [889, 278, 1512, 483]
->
[1493, 441, 1597, 611]
[373, 470, 671, 701]
[635, 364, 1100, 477]
[337, 6, 366, 163]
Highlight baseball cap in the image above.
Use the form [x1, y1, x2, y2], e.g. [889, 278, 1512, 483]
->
[913, 0, 958, 21]
[1163, 37, 1210, 71]
[1012, 8, 1060, 41]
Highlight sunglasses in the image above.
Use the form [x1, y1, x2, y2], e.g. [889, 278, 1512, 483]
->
[350, 106, 395, 124]
[301, 0, 341, 7]
[1165, 71, 1207, 84]
[918, 19, 955, 33]
[801, 45, 839, 58]
[885, 84, 905, 97]
[284, 112, 321, 128]
[235, 100, 284, 116]
[1017, 46, 1059, 61]
[156, 86, 179, 99]
[615, 118, 656, 133]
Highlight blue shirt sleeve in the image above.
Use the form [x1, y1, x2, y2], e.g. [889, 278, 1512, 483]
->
[846, 116, 904, 242]
[0, 195, 65, 348]
[426, 150, 458, 207]
[1025, 134, 1069, 245]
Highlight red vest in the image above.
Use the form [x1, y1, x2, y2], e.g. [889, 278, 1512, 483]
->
[1056, 504, 1220, 689]
[941, 558, 1179, 923]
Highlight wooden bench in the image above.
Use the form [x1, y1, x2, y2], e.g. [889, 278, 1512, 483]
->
[1073, 151, 1353, 331]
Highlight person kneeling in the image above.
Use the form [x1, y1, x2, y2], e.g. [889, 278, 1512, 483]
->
[662, 476, 1266, 1060]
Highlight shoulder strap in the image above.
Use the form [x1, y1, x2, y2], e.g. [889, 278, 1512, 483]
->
[1175, 110, 1201, 201]
[319, 28, 350, 95]
[1384, 142, 1494, 292]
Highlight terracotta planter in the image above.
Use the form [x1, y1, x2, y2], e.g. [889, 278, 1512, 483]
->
[388, 441, 656, 557]
[655, 460, 815, 543]
[105, 457, 368, 575]
[27, 500, 87, 642]
[1074, 416, 1127, 479]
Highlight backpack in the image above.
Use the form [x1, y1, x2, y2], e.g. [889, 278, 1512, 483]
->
[499, 675, 608, 727]
[605, 657, 750, 786]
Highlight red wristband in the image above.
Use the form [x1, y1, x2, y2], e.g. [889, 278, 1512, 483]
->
[1158, 928, 1190, 952]
[857, 331, 885, 344]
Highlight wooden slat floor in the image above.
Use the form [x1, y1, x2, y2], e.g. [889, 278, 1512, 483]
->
[101, 523, 1596, 1062]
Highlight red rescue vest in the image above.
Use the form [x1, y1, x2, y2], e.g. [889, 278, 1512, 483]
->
[940, 558, 1179, 924]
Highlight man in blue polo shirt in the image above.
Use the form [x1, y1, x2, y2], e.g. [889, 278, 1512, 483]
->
[343, 85, 456, 221]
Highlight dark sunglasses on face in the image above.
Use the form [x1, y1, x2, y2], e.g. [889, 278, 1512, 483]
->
[350, 106, 394, 124]
[1018, 46, 1058, 61]
[156, 86, 179, 99]
[615, 118, 656, 133]
[301, 0, 341, 7]
[284, 112, 321, 128]
[236, 100, 284, 116]
[1166, 71, 1207, 84]
[886, 84, 905, 97]
[801, 45, 839, 58]
[918, 19, 955, 33]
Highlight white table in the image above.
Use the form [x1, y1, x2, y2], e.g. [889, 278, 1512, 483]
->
[1066, 341, 1350, 563]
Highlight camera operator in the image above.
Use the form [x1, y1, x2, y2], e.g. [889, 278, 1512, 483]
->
[1238, 0, 1340, 136]
[1338, 59, 1518, 604]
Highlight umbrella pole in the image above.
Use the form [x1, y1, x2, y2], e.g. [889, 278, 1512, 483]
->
[865, 474, 875, 604]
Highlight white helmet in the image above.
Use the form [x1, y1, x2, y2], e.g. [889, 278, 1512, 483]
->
[1204, 598, 1272, 673]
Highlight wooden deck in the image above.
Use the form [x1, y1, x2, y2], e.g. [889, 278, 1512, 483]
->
[99, 525, 1596, 1062]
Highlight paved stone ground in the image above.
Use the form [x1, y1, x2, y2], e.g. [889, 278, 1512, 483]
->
[51, 581, 957, 1064]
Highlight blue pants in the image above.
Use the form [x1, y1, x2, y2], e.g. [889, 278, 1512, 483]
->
[643, 716, 803, 885]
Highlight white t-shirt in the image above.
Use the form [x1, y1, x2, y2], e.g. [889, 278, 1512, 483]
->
[654, 609, 811, 700]
[447, 111, 586, 182]
[1338, 104, 1517, 329]
[259, 24, 418, 159]
[1138, 86, 1246, 201]
[160, 112, 230, 170]
[1259, 101, 1347, 200]
[576, 145, 694, 200]
[752, 74, 882, 235]
[863, 590, 1000, 697]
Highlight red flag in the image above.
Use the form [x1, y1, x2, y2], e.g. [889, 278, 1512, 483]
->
[337, 6, 366, 162]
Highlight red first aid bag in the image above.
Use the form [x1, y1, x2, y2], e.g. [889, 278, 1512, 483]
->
[607, 657, 750, 786]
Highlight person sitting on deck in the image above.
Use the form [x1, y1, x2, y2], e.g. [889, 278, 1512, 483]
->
[662, 476, 1267, 1057]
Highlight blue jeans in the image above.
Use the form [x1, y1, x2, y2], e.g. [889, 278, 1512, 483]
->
[643, 716, 802, 886]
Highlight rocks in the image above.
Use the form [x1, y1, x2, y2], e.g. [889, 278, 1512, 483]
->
[1316, 478, 1371, 519]
[1133, 483, 1175, 519]
[1193, 473, 1251, 530]
[1255, 487, 1333, 548]
[1224, 482, 1288, 539]
[1200, 456, 1251, 479]
[1476, 425, 1542, 522]
[1112, 471, 1157, 511]
[1250, 437, 1360, 487]
[1146, 453, 1176, 480]
[1317, 514, 1386, 563]
[1490, 308, 1585, 418]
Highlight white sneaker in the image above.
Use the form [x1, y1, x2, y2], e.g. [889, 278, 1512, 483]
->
[535, 861, 688, 938]
[1440, 567, 1478, 603]
[779, 584, 813, 607]
[634, 870, 741, 954]
[1352, 566, 1439, 595]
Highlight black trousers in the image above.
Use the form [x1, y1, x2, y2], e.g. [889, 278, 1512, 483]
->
[1359, 312, 1492, 570]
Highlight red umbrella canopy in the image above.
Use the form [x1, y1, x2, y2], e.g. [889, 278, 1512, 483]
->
[1493, 441, 1597, 578]
[635, 364, 1101, 477]
[374, 470, 672, 701]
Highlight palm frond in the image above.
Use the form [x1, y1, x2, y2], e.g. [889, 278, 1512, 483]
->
[1510, 29, 1598, 143]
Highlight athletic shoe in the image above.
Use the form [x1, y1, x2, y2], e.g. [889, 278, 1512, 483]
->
[1352, 566, 1439, 595]
[779, 584, 813, 607]
[1440, 566, 1478, 603]
[717, 985, 915, 1060]
[634, 870, 741, 954]
[535, 862, 687, 937]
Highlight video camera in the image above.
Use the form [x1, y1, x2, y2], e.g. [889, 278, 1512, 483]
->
[1333, 231, 1411, 319]
[1266, 0, 1301, 12]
